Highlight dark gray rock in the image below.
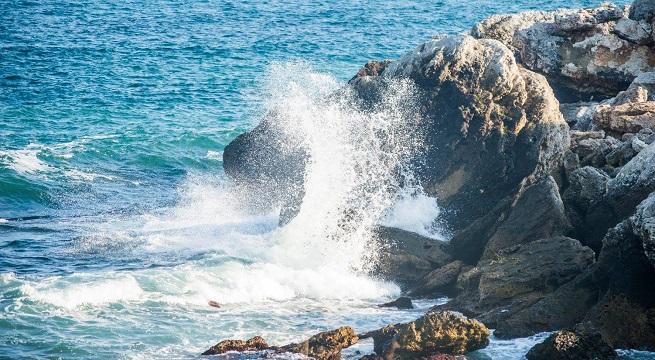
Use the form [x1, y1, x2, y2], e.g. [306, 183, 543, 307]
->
[481, 176, 571, 259]
[493, 218, 655, 347]
[526, 323, 617, 360]
[630, 0, 655, 22]
[633, 192, 655, 268]
[408, 260, 465, 297]
[441, 237, 594, 330]
[563, 166, 610, 250]
[374, 226, 452, 287]
[379, 296, 414, 310]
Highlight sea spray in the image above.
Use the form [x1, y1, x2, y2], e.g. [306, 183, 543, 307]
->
[262, 62, 430, 274]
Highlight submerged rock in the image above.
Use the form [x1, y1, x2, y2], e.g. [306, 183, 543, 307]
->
[370, 311, 489, 359]
[526, 324, 617, 360]
[379, 296, 414, 310]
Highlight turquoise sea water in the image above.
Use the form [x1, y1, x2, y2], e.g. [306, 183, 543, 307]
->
[1, 1, 644, 359]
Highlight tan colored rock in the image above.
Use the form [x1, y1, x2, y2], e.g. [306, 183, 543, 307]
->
[201, 336, 268, 355]
[371, 311, 490, 359]
[593, 101, 655, 135]
[279, 326, 358, 360]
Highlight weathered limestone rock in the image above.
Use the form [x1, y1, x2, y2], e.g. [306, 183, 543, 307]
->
[493, 217, 655, 348]
[280, 326, 358, 360]
[202, 336, 269, 355]
[594, 101, 655, 136]
[571, 137, 619, 168]
[526, 324, 617, 360]
[563, 166, 610, 250]
[473, 5, 655, 100]
[370, 311, 489, 359]
[478, 237, 594, 308]
[202, 327, 358, 359]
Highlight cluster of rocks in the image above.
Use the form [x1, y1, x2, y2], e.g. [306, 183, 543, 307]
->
[202, 311, 489, 359]
[218, 0, 655, 358]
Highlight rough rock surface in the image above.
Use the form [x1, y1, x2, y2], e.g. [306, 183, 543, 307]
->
[630, 0, 655, 22]
[480, 176, 571, 259]
[370, 311, 489, 359]
[443, 237, 594, 327]
[374, 226, 452, 287]
[380, 35, 569, 233]
[473, 5, 655, 99]
[594, 101, 655, 135]
[409, 260, 465, 297]
[202, 336, 269, 355]
[633, 192, 655, 268]
[493, 215, 655, 347]
[526, 324, 617, 360]
[279, 326, 358, 360]
[202, 327, 358, 359]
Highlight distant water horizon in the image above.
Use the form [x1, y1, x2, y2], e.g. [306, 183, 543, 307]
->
[1, 1, 639, 359]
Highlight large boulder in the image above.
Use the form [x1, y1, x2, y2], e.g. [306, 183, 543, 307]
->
[379, 35, 569, 233]
[369, 311, 489, 359]
[202, 336, 269, 355]
[526, 324, 617, 360]
[473, 5, 655, 100]
[630, 0, 655, 22]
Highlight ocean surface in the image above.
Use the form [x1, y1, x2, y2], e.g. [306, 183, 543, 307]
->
[1, 1, 648, 359]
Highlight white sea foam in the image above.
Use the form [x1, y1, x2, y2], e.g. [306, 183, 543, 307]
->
[20, 275, 144, 309]
[205, 150, 223, 161]
[0, 147, 52, 174]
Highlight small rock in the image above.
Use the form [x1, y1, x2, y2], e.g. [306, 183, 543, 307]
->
[370, 311, 489, 359]
[593, 102, 655, 136]
[379, 296, 414, 310]
[202, 336, 268, 355]
[279, 326, 358, 360]
[526, 324, 617, 360]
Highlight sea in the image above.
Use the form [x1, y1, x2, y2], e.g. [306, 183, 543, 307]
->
[2, 0, 651, 359]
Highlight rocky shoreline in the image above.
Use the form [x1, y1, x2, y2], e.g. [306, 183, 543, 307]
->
[212, 1, 655, 358]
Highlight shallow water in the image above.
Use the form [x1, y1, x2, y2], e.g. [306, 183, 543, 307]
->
[2, 0, 650, 359]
